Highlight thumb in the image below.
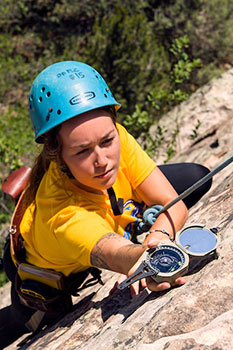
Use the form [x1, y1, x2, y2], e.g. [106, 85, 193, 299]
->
[146, 238, 160, 249]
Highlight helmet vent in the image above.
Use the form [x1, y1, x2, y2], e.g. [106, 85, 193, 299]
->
[41, 87, 45, 92]
[104, 94, 108, 98]
[57, 110, 61, 115]
[39, 97, 43, 102]
[47, 91, 51, 97]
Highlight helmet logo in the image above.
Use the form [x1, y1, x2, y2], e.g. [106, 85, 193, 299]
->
[70, 91, 96, 105]
[57, 69, 85, 79]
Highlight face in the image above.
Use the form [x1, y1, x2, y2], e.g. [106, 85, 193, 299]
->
[59, 109, 121, 194]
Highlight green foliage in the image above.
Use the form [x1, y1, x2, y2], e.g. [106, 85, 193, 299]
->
[0, 106, 36, 172]
[170, 35, 201, 84]
[0, 105, 36, 230]
[0, 271, 8, 287]
[0, 0, 230, 116]
[190, 119, 202, 140]
[0, 193, 14, 227]
[124, 35, 201, 159]
[165, 125, 180, 163]
[0, 237, 9, 287]
[0, 0, 230, 182]
[188, 0, 233, 65]
[82, 4, 170, 115]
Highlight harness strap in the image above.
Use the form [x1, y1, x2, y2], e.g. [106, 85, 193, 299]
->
[107, 187, 123, 216]
[25, 310, 46, 333]
[8, 190, 103, 295]
[9, 190, 27, 267]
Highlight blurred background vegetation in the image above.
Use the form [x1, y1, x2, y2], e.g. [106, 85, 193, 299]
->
[1, 0, 233, 284]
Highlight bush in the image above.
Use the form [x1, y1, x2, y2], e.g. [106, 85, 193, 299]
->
[0, 106, 36, 173]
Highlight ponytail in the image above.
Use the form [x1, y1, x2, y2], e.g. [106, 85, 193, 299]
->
[23, 125, 62, 207]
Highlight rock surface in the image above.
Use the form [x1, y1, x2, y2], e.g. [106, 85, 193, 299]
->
[1, 69, 233, 349]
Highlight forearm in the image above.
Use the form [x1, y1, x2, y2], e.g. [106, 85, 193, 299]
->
[91, 233, 146, 275]
[135, 167, 189, 243]
[144, 200, 188, 243]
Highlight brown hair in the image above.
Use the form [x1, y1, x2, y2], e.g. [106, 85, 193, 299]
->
[23, 106, 117, 207]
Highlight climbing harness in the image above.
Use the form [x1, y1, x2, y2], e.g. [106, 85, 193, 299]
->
[2, 169, 103, 314]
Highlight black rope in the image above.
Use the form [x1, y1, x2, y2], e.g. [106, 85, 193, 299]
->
[153, 155, 233, 220]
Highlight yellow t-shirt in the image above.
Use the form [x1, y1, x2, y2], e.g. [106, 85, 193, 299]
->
[20, 123, 156, 276]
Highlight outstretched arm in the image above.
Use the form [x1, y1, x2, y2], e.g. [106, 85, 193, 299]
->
[91, 167, 188, 294]
[91, 233, 185, 294]
[91, 232, 146, 275]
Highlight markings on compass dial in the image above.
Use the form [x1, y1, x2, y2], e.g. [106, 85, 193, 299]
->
[171, 261, 182, 271]
[150, 245, 185, 273]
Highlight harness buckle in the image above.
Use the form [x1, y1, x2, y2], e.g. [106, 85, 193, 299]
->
[9, 225, 17, 235]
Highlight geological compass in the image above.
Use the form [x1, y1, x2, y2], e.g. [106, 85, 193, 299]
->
[118, 241, 189, 289]
[118, 225, 218, 290]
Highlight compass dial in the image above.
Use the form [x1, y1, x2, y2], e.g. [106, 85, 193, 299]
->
[148, 245, 187, 274]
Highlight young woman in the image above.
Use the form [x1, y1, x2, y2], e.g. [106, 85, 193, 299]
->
[1, 61, 212, 346]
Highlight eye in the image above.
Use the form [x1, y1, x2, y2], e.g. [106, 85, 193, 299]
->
[76, 148, 89, 156]
[101, 137, 114, 146]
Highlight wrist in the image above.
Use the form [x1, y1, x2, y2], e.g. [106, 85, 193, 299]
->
[145, 229, 175, 242]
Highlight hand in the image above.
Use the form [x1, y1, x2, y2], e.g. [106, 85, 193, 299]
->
[145, 275, 186, 292]
[146, 238, 186, 291]
[109, 272, 148, 298]
[109, 239, 156, 298]
[126, 238, 186, 296]
[109, 273, 127, 295]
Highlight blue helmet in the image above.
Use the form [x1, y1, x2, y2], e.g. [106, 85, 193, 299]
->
[29, 61, 120, 143]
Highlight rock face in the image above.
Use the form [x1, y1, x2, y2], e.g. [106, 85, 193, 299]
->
[1, 69, 233, 349]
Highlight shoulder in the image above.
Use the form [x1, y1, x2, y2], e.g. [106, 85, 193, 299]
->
[116, 122, 139, 152]
[116, 122, 128, 141]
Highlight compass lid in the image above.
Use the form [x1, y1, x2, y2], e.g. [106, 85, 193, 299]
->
[175, 225, 218, 257]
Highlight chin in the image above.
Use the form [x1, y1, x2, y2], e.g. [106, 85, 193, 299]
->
[103, 175, 117, 189]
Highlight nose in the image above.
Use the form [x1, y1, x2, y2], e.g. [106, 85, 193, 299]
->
[94, 147, 107, 167]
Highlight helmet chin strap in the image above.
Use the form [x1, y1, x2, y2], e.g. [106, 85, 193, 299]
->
[107, 187, 123, 216]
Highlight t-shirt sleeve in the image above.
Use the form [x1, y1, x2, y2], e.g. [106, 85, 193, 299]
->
[117, 123, 156, 189]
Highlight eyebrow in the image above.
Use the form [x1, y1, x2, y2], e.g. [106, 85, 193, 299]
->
[69, 129, 116, 149]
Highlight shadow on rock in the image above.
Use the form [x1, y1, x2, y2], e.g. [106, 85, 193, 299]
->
[6, 291, 97, 350]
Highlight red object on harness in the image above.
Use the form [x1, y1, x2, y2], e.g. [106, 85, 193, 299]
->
[2, 167, 31, 202]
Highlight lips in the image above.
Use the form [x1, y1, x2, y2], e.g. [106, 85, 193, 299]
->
[95, 168, 113, 178]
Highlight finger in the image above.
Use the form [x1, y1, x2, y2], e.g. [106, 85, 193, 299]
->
[109, 274, 127, 295]
[146, 238, 160, 248]
[109, 281, 118, 295]
[140, 278, 147, 290]
[171, 276, 186, 287]
[146, 277, 171, 292]
[117, 274, 128, 284]
[130, 281, 140, 298]
[131, 278, 148, 296]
